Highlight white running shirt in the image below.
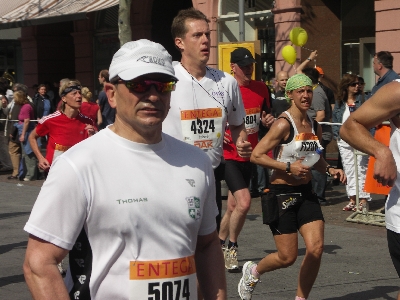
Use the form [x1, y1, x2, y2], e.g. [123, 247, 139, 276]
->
[24, 128, 218, 299]
[163, 63, 246, 169]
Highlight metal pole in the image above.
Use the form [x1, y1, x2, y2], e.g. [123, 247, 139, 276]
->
[239, 0, 245, 41]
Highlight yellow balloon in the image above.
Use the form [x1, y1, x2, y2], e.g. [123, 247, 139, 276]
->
[282, 45, 297, 65]
[289, 27, 308, 47]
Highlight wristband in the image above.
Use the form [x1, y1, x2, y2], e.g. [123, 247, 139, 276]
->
[326, 165, 334, 176]
[286, 162, 291, 174]
[307, 58, 311, 61]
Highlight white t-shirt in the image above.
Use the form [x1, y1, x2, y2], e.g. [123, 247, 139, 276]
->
[24, 128, 217, 300]
[337, 104, 351, 148]
[163, 63, 246, 169]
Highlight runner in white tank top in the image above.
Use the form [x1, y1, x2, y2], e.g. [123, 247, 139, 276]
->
[238, 74, 346, 300]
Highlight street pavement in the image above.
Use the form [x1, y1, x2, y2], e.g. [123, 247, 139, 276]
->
[0, 173, 399, 299]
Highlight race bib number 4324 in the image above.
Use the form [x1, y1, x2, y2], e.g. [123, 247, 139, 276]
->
[129, 256, 197, 300]
[180, 108, 223, 150]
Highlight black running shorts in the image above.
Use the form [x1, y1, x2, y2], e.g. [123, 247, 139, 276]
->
[224, 160, 252, 194]
[268, 182, 325, 235]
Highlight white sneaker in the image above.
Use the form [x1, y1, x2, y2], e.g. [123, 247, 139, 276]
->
[222, 245, 230, 269]
[238, 261, 259, 300]
[227, 246, 239, 270]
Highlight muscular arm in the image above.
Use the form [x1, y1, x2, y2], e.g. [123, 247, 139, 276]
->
[24, 235, 70, 299]
[195, 231, 226, 299]
[251, 118, 290, 171]
[340, 81, 400, 186]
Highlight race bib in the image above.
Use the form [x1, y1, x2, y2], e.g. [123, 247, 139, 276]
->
[294, 133, 322, 158]
[53, 144, 71, 161]
[181, 108, 223, 150]
[129, 256, 197, 300]
[244, 107, 260, 135]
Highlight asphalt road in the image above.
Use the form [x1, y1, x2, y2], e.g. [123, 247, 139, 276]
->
[0, 174, 398, 299]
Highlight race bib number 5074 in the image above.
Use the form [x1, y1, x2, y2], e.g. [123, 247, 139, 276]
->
[129, 256, 197, 300]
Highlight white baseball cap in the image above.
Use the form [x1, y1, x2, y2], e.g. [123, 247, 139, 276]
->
[109, 39, 178, 81]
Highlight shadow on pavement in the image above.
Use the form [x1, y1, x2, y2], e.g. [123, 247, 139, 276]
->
[0, 241, 27, 255]
[324, 285, 398, 300]
[262, 244, 342, 256]
[0, 212, 31, 220]
[0, 274, 25, 287]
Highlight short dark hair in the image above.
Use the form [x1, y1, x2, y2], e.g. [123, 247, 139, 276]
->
[100, 70, 110, 83]
[302, 67, 319, 85]
[171, 8, 210, 40]
[13, 83, 28, 94]
[375, 51, 394, 69]
[37, 84, 46, 90]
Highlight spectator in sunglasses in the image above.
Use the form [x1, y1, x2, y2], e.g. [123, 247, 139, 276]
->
[24, 39, 226, 299]
[332, 74, 371, 212]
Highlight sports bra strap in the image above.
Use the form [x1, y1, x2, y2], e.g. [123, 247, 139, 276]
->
[277, 116, 294, 144]
[313, 119, 318, 134]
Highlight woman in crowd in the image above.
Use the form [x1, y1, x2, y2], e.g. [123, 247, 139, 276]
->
[238, 74, 346, 300]
[332, 73, 371, 212]
[14, 91, 37, 181]
[29, 80, 96, 173]
[80, 87, 102, 127]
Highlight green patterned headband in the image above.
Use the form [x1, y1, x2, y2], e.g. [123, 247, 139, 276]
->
[285, 73, 312, 101]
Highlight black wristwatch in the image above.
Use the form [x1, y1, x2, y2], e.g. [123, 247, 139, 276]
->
[326, 165, 334, 176]
[286, 162, 291, 174]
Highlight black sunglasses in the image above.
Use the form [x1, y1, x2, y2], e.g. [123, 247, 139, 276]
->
[349, 82, 360, 87]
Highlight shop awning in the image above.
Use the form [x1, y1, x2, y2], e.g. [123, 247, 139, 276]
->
[0, 0, 119, 28]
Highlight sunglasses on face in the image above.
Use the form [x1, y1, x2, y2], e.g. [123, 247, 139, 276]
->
[120, 80, 176, 93]
[349, 82, 360, 87]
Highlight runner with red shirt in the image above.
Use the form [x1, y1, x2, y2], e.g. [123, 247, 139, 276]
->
[29, 80, 96, 171]
[219, 48, 275, 271]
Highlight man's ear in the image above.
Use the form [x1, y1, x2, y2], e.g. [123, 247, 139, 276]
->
[104, 83, 117, 108]
[175, 37, 184, 52]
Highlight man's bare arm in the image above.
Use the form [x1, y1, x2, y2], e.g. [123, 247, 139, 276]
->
[296, 50, 317, 74]
[195, 231, 227, 299]
[24, 235, 70, 299]
[340, 81, 400, 186]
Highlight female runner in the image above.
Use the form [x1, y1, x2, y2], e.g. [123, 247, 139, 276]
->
[238, 74, 346, 300]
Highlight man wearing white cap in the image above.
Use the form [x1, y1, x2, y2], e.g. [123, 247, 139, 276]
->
[23, 39, 226, 299]
[164, 8, 252, 230]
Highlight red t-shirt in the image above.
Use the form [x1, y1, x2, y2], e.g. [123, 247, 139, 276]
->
[223, 80, 270, 162]
[36, 111, 94, 166]
[80, 102, 99, 124]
